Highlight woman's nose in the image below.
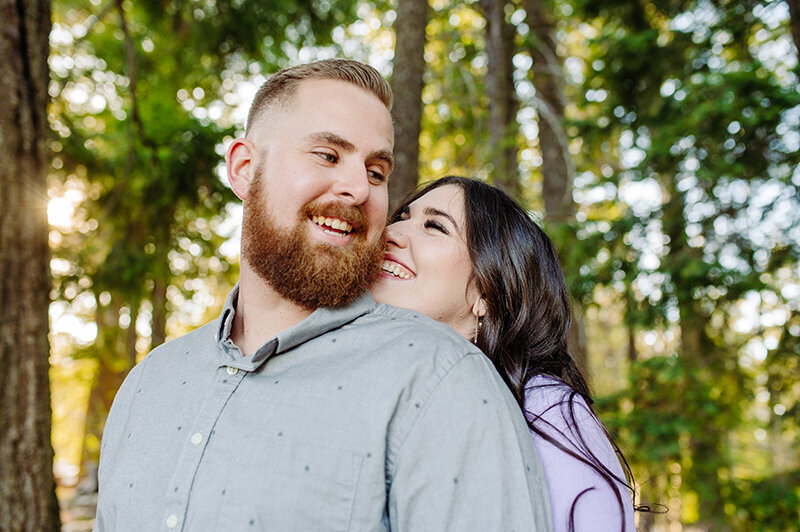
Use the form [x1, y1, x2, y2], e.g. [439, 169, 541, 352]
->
[383, 222, 408, 248]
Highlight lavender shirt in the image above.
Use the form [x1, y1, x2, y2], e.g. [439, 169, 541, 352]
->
[525, 374, 635, 532]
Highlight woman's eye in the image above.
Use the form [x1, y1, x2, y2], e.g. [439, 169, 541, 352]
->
[424, 220, 448, 234]
[390, 206, 410, 223]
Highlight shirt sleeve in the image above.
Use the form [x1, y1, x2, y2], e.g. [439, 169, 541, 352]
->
[387, 354, 552, 531]
[527, 381, 635, 532]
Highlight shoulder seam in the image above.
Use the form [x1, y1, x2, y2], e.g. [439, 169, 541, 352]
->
[385, 352, 483, 473]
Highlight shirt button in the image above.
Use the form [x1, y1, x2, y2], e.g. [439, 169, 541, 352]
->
[226, 366, 239, 376]
[190, 432, 203, 446]
[166, 514, 178, 528]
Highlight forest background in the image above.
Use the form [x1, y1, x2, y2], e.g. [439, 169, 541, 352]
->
[1, 0, 799, 530]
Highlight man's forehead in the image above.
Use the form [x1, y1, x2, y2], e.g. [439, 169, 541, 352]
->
[250, 78, 393, 149]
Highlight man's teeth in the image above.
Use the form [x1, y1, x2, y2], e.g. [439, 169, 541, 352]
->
[382, 261, 412, 279]
[312, 215, 353, 234]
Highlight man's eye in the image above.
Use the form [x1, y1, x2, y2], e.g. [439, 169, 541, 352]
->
[316, 152, 337, 163]
[424, 220, 448, 234]
[368, 169, 386, 183]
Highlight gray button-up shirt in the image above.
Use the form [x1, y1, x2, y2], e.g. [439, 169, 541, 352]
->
[95, 287, 552, 531]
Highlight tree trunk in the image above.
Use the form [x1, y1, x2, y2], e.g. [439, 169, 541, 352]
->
[523, 0, 589, 375]
[388, 0, 428, 211]
[787, 0, 800, 59]
[127, 301, 139, 366]
[523, 0, 573, 222]
[79, 298, 127, 486]
[680, 312, 729, 528]
[78, 356, 124, 492]
[151, 277, 167, 349]
[0, 0, 60, 529]
[567, 306, 589, 378]
[625, 292, 638, 364]
[662, 176, 729, 528]
[479, 0, 520, 198]
[626, 323, 637, 364]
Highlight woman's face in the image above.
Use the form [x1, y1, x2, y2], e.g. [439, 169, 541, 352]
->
[371, 184, 483, 339]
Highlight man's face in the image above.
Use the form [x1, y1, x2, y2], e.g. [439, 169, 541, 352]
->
[241, 79, 394, 308]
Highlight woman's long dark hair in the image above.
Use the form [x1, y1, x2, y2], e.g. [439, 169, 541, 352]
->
[392, 176, 639, 531]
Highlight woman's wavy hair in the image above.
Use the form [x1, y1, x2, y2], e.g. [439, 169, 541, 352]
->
[392, 176, 640, 531]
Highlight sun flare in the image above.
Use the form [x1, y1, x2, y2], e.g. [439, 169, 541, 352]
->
[48, 197, 75, 228]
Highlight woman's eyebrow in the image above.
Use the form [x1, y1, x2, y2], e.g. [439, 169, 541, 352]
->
[423, 207, 458, 230]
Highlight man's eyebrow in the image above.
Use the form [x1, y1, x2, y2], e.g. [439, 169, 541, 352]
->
[307, 132, 356, 152]
[368, 149, 394, 173]
[423, 207, 458, 230]
[308, 132, 393, 172]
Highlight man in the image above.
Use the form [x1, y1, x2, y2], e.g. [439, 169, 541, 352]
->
[94, 59, 552, 531]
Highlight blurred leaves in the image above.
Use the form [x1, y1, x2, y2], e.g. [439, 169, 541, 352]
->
[48, 0, 800, 529]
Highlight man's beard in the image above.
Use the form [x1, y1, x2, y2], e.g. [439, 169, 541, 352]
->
[241, 174, 383, 310]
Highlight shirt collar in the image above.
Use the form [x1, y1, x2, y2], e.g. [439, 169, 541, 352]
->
[216, 283, 376, 371]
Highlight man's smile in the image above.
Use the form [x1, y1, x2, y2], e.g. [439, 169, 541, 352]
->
[311, 215, 354, 236]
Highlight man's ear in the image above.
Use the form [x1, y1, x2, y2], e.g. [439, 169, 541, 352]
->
[226, 138, 257, 200]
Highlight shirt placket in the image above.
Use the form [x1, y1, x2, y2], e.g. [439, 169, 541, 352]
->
[160, 365, 246, 531]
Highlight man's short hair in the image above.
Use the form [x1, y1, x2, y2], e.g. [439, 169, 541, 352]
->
[245, 59, 393, 136]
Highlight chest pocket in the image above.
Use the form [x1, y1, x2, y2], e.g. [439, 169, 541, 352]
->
[218, 436, 365, 531]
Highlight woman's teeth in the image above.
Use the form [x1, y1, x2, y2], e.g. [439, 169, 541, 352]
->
[381, 261, 412, 279]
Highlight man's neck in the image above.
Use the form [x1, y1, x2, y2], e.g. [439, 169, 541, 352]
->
[230, 265, 314, 356]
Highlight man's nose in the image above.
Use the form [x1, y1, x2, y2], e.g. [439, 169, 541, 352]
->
[331, 164, 370, 205]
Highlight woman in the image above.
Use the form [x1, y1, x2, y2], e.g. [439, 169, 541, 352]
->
[371, 176, 637, 532]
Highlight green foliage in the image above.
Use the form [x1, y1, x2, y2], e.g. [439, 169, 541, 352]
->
[419, 3, 488, 181]
[413, 4, 798, 529]
[49, 0, 361, 475]
[48, 1, 799, 529]
[566, 0, 800, 527]
[730, 471, 800, 530]
[599, 356, 690, 463]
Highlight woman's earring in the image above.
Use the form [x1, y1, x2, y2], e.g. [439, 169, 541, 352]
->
[472, 296, 486, 342]
[473, 313, 483, 342]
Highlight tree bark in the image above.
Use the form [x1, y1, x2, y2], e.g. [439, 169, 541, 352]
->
[126, 301, 139, 366]
[79, 298, 127, 484]
[523, 0, 588, 375]
[662, 175, 729, 527]
[388, 0, 428, 211]
[151, 277, 167, 349]
[480, 0, 520, 198]
[626, 323, 637, 363]
[79, 358, 123, 490]
[0, 0, 61, 530]
[787, 0, 800, 60]
[523, 0, 573, 222]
